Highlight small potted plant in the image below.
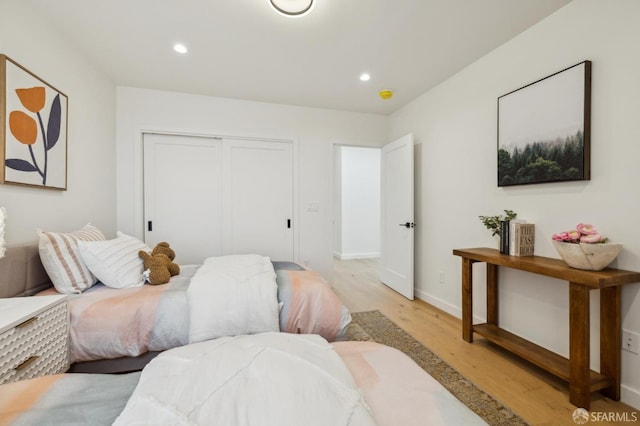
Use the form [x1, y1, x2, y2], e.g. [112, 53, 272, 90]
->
[478, 209, 517, 236]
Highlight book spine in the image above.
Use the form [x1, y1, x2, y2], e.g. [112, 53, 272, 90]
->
[509, 221, 515, 256]
[500, 220, 510, 254]
[509, 220, 525, 256]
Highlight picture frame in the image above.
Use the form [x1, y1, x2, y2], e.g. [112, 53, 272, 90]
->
[0, 55, 68, 190]
[497, 60, 591, 187]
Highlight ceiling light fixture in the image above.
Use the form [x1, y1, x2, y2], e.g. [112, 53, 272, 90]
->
[360, 73, 371, 82]
[270, 0, 314, 17]
[173, 43, 188, 54]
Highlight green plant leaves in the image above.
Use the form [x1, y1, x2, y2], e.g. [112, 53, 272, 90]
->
[479, 209, 517, 236]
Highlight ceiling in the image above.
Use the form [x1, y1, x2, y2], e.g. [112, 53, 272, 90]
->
[25, 0, 572, 115]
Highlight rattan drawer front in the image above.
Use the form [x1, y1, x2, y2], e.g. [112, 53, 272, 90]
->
[0, 300, 69, 384]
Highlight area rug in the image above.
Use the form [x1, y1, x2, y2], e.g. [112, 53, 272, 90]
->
[346, 310, 528, 426]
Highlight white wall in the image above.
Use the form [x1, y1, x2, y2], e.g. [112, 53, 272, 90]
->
[389, 0, 640, 408]
[116, 87, 388, 279]
[333, 147, 343, 257]
[0, 1, 117, 244]
[337, 146, 380, 259]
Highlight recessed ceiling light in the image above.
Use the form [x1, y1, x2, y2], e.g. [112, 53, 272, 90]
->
[174, 43, 188, 54]
[360, 73, 371, 82]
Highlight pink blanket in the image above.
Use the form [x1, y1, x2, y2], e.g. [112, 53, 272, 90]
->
[38, 263, 351, 362]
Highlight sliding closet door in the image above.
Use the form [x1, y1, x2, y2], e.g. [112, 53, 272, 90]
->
[222, 139, 294, 260]
[143, 133, 223, 264]
[144, 134, 295, 263]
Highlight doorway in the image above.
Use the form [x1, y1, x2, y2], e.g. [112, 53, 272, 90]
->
[332, 145, 382, 289]
[332, 145, 381, 261]
[332, 135, 415, 300]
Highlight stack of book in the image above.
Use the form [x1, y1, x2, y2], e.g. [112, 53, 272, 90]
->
[500, 220, 535, 256]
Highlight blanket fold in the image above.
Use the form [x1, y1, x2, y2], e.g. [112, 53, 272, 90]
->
[187, 254, 280, 343]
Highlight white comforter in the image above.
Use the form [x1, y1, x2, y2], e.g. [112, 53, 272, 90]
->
[187, 254, 280, 343]
[113, 333, 376, 426]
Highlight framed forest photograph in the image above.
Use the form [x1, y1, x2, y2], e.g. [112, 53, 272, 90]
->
[497, 60, 591, 187]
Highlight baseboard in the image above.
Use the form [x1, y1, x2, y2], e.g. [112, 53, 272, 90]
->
[622, 384, 640, 410]
[338, 252, 380, 260]
[414, 288, 461, 319]
[414, 289, 487, 324]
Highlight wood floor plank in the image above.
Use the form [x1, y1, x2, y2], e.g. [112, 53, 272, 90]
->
[331, 257, 639, 426]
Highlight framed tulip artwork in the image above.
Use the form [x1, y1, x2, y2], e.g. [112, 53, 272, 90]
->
[0, 55, 68, 190]
[497, 60, 591, 187]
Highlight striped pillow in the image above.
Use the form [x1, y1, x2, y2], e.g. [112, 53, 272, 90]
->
[38, 223, 106, 293]
[78, 232, 150, 289]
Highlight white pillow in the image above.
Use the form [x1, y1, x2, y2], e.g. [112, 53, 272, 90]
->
[78, 232, 151, 289]
[38, 223, 106, 294]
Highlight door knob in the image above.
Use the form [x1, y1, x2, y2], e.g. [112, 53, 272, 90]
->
[398, 222, 416, 228]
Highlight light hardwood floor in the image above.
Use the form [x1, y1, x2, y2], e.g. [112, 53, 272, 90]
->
[331, 257, 639, 426]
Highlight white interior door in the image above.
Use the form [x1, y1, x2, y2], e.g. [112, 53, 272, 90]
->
[222, 139, 294, 260]
[143, 133, 223, 264]
[380, 134, 414, 300]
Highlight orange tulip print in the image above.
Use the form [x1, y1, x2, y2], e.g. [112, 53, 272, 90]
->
[5, 85, 63, 185]
[15, 87, 46, 113]
[8, 111, 38, 145]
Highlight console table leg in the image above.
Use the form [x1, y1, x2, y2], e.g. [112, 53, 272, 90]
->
[569, 282, 591, 410]
[600, 286, 621, 400]
[462, 258, 473, 342]
[487, 264, 498, 325]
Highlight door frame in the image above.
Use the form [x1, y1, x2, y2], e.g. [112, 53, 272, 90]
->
[132, 126, 300, 262]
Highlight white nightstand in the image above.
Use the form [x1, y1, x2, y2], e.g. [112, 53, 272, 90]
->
[0, 295, 69, 384]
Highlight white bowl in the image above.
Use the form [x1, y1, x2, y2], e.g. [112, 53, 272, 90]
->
[552, 240, 622, 271]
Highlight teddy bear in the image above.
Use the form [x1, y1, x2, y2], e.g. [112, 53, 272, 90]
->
[138, 242, 180, 285]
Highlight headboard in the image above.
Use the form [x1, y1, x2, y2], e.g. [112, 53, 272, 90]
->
[0, 242, 53, 298]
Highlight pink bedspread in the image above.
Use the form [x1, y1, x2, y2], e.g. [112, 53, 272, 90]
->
[334, 342, 486, 426]
[276, 268, 350, 342]
[38, 263, 351, 363]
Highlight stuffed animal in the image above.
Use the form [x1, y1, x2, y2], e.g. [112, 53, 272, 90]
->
[138, 242, 180, 285]
[151, 242, 180, 275]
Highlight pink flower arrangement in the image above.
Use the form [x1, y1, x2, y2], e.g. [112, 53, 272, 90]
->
[552, 223, 609, 244]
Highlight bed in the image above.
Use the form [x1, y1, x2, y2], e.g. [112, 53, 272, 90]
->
[0, 333, 487, 426]
[0, 233, 351, 370]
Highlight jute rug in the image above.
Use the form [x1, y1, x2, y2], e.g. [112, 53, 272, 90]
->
[346, 310, 528, 426]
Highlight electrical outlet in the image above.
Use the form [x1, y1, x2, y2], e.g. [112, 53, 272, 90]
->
[439, 271, 445, 284]
[622, 329, 639, 354]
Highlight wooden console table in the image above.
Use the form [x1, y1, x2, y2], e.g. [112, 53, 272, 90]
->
[453, 247, 640, 410]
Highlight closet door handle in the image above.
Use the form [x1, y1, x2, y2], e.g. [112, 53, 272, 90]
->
[148, 221, 153, 232]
